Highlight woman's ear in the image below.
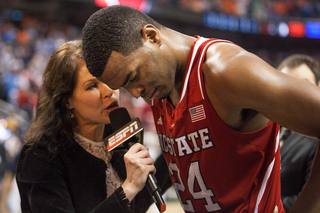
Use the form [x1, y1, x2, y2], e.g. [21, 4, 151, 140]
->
[141, 24, 161, 46]
[66, 98, 74, 110]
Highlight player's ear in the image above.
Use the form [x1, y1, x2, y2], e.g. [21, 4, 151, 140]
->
[142, 24, 161, 46]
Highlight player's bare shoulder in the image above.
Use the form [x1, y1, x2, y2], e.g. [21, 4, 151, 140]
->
[203, 42, 271, 131]
[202, 41, 248, 92]
[204, 41, 246, 74]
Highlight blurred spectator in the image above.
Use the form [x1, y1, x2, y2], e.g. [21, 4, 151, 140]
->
[0, 73, 8, 101]
[277, 54, 320, 212]
[0, 122, 8, 180]
[0, 114, 22, 213]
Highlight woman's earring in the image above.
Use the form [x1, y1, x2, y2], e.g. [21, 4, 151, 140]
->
[69, 110, 74, 118]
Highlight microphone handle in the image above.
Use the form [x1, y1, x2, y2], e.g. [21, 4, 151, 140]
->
[146, 173, 166, 213]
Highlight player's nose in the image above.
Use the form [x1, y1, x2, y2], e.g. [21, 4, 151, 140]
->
[126, 86, 144, 99]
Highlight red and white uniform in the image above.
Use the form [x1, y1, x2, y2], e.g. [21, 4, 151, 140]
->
[150, 37, 284, 212]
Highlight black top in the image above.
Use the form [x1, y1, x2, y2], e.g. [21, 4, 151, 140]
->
[280, 130, 319, 212]
[16, 140, 171, 213]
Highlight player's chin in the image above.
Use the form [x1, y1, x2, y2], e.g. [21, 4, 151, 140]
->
[158, 87, 172, 100]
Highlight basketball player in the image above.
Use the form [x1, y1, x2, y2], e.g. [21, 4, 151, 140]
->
[82, 5, 320, 213]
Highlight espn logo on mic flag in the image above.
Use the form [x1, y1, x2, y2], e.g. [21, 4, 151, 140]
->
[189, 105, 206, 123]
[104, 118, 144, 151]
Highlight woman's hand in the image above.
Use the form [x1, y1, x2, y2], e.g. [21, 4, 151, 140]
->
[121, 143, 156, 202]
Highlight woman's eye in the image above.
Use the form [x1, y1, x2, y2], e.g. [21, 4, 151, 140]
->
[87, 83, 97, 90]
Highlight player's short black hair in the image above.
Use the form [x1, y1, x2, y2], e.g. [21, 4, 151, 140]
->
[82, 5, 163, 77]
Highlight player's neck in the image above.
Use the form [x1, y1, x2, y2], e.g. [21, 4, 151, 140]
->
[163, 30, 197, 108]
[167, 81, 183, 108]
[165, 29, 196, 86]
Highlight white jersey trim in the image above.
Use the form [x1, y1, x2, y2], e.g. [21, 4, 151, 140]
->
[180, 37, 208, 102]
[197, 40, 218, 100]
[254, 130, 280, 213]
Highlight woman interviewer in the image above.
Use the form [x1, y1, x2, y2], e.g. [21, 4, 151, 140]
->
[16, 40, 170, 213]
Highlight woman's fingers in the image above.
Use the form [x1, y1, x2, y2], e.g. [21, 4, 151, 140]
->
[126, 143, 148, 153]
[124, 144, 153, 163]
[124, 143, 156, 178]
[121, 143, 158, 201]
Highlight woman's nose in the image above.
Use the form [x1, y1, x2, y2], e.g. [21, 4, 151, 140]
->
[101, 84, 114, 98]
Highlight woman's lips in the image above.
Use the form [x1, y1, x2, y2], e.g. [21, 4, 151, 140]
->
[104, 101, 119, 112]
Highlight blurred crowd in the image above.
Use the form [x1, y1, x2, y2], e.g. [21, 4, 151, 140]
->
[0, 10, 81, 213]
[156, 0, 320, 20]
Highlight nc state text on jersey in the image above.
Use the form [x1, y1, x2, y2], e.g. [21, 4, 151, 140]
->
[158, 127, 214, 157]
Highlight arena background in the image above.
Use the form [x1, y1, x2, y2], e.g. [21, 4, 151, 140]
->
[0, 0, 320, 212]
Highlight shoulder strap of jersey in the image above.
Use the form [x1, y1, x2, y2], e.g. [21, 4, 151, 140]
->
[180, 37, 233, 102]
[180, 37, 207, 101]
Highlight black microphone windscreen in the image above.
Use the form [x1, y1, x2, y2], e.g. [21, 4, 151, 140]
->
[109, 107, 132, 132]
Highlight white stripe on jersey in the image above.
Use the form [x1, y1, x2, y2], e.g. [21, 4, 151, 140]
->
[197, 40, 217, 100]
[254, 130, 280, 213]
[180, 37, 207, 102]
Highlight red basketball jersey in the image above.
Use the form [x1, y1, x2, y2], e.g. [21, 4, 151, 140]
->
[150, 37, 284, 213]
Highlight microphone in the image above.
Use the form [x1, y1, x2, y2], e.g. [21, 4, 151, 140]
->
[104, 107, 166, 213]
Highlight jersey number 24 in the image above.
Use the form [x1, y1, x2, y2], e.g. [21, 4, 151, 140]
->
[169, 161, 221, 212]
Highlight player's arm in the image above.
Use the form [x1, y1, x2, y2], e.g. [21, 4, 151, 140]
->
[204, 42, 320, 138]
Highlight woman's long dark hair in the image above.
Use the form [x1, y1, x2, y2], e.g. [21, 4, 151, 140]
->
[23, 40, 83, 154]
